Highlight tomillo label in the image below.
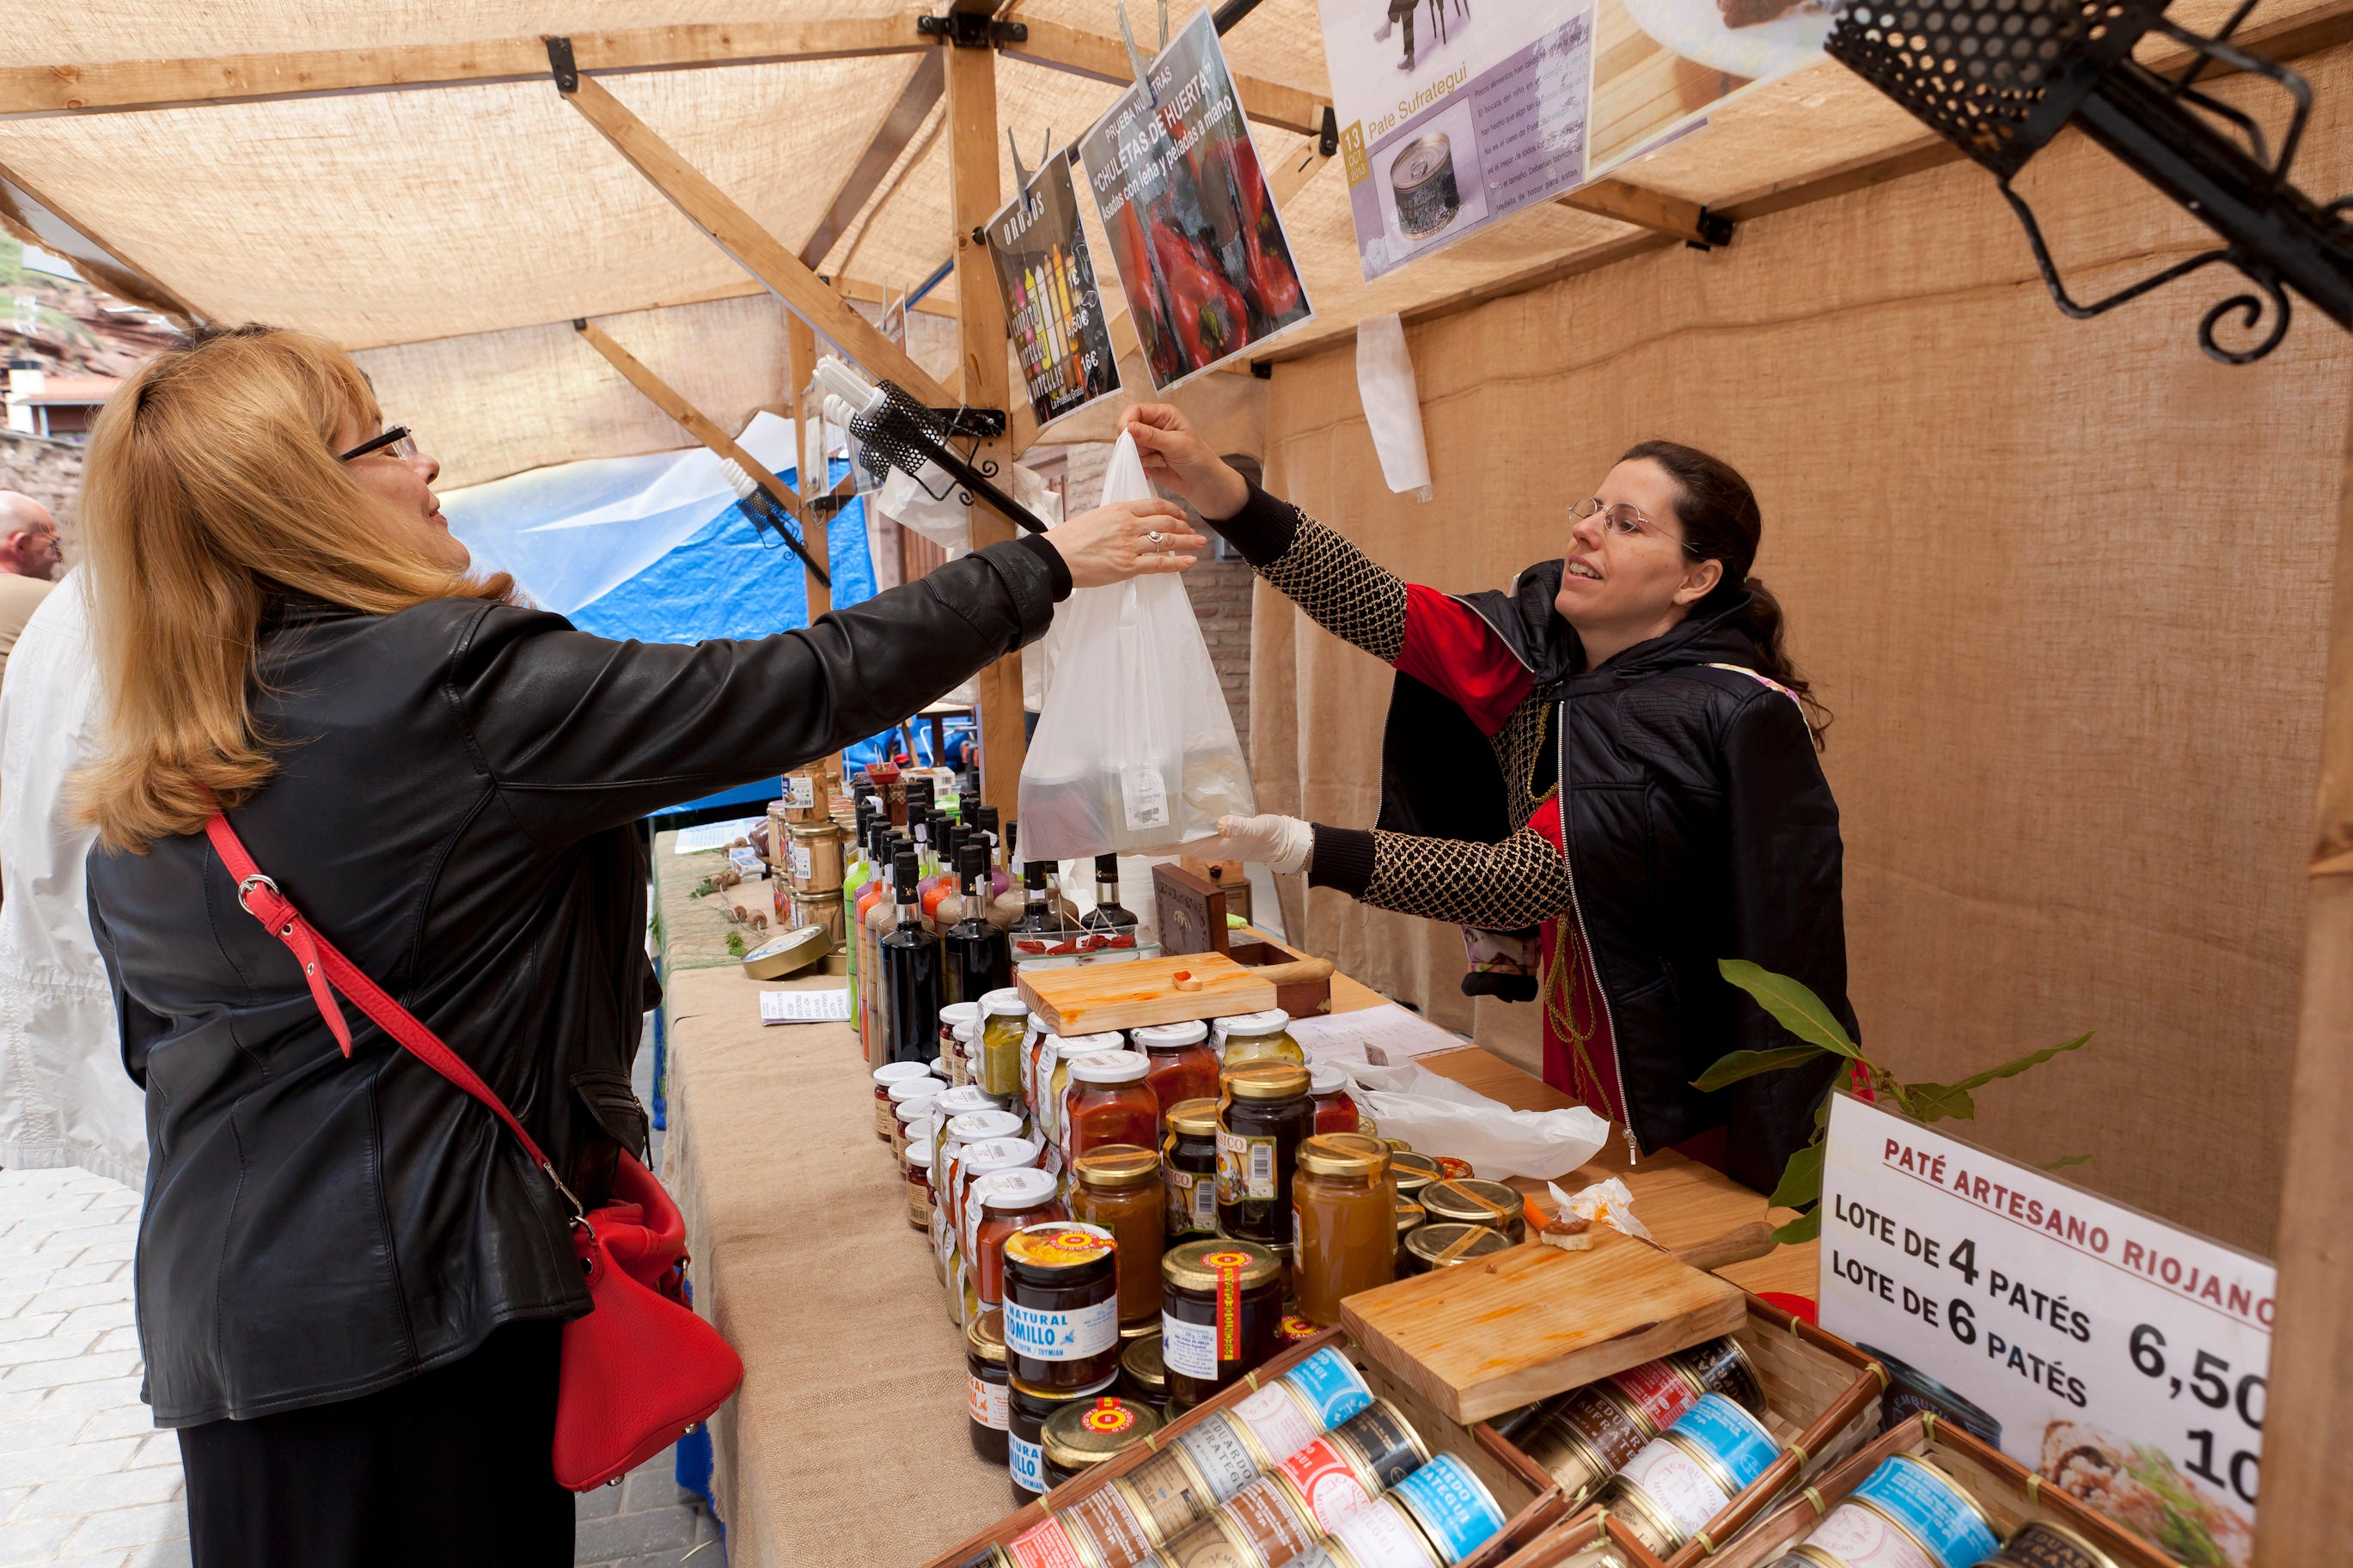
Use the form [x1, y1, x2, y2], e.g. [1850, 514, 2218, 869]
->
[1010, 1430, 1048, 1495]
[968, 1372, 1009, 1431]
[1004, 1296, 1118, 1363]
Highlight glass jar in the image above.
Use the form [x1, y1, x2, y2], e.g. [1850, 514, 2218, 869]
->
[939, 1001, 980, 1087]
[1217, 1063, 1315, 1247]
[1219, 1009, 1303, 1071]
[1134, 1020, 1220, 1115]
[1421, 1178, 1526, 1242]
[1120, 1330, 1169, 1413]
[1396, 1194, 1427, 1268]
[932, 1087, 1005, 1150]
[1389, 1150, 1443, 1203]
[1070, 1144, 1164, 1327]
[1003, 1222, 1121, 1391]
[1293, 1132, 1397, 1326]
[979, 990, 1029, 1098]
[871, 1059, 932, 1143]
[967, 1309, 1011, 1462]
[1403, 1222, 1513, 1274]
[1160, 1239, 1284, 1409]
[1008, 1373, 1118, 1505]
[1042, 1394, 1161, 1487]
[1309, 1063, 1360, 1135]
[1162, 1098, 1221, 1241]
[892, 1092, 938, 1159]
[904, 1139, 936, 1233]
[972, 1167, 1066, 1310]
[1064, 1051, 1160, 1169]
[1043, 1034, 1128, 1150]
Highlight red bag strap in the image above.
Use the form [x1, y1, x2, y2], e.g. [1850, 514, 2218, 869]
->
[204, 812, 585, 1222]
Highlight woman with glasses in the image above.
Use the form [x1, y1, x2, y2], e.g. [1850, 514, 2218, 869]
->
[74, 325, 1204, 1567]
[1122, 403, 1851, 1196]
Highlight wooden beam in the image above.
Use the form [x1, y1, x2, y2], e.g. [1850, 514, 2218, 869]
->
[557, 70, 956, 408]
[832, 274, 956, 319]
[1002, 17, 1325, 137]
[1266, 135, 1334, 206]
[0, 14, 931, 119]
[784, 312, 833, 620]
[945, 28, 1027, 815]
[799, 50, 945, 272]
[576, 318, 803, 516]
[1557, 178, 1728, 247]
[0, 156, 202, 322]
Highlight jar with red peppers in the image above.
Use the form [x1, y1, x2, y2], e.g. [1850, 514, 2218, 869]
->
[1062, 1051, 1161, 1168]
[1134, 1020, 1220, 1116]
[1310, 1063, 1360, 1135]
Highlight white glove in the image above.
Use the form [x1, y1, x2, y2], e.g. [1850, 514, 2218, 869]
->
[1216, 814, 1314, 876]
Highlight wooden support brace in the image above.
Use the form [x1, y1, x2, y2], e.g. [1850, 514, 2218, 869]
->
[556, 67, 957, 409]
[0, 156, 203, 322]
[783, 312, 832, 620]
[574, 314, 804, 517]
[1556, 179, 1732, 247]
[1002, 18, 1325, 137]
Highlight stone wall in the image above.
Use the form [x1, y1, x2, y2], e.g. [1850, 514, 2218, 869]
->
[0, 429, 83, 553]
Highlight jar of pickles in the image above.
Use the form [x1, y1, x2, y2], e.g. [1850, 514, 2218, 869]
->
[1135, 1020, 1220, 1114]
[979, 989, 1028, 1097]
[1002, 1223, 1122, 1391]
[1163, 1099, 1221, 1240]
[1064, 1051, 1160, 1168]
[1219, 1010, 1303, 1071]
[1218, 1063, 1315, 1247]
[971, 1167, 1066, 1310]
[1069, 1144, 1164, 1328]
[1160, 1239, 1283, 1409]
[1309, 1063, 1360, 1134]
[1293, 1132, 1396, 1326]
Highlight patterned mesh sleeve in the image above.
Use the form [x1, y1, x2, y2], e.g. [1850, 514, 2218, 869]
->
[1259, 506, 1410, 666]
[1359, 827, 1577, 930]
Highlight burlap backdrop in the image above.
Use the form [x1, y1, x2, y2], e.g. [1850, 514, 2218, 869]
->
[1250, 48, 2353, 1254]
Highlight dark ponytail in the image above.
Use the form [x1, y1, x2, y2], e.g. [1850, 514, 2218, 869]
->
[1619, 439, 1831, 749]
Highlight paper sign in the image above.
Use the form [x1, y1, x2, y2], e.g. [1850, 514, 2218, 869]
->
[987, 152, 1122, 428]
[1287, 1004, 1468, 1066]
[1078, 8, 1314, 392]
[760, 988, 853, 1025]
[673, 816, 764, 855]
[1819, 1095, 2266, 1568]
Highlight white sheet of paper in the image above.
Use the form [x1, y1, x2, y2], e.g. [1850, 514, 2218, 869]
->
[760, 988, 853, 1025]
[674, 816, 766, 855]
[1287, 1004, 1467, 1066]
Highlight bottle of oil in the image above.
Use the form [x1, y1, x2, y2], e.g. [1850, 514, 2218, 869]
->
[944, 842, 1011, 1005]
[880, 850, 940, 1066]
[1007, 860, 1060, 950]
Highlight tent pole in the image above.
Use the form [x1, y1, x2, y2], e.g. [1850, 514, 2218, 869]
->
[785, 312, 831, 620]
[2254, 391, 2353, 1565]
[944, 8, 1026, 816]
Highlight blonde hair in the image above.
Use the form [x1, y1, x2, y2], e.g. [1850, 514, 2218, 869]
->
[75, 325, 512, 852]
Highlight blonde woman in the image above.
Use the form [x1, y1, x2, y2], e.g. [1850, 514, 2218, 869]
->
[76, 325, 1202, 1566]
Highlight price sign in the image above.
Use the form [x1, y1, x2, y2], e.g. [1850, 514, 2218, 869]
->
[1819, 1095, 2266, 1568]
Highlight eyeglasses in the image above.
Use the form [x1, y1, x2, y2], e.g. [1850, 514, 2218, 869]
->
[337, 425, 419, 463]
[1571, 496, 1702, 558]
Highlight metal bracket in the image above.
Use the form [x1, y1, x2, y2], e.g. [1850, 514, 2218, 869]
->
[933, 407, 1008, 440]
[545, 35, 579, 94]
[1693, 209, 1734, 249]
[1318, 107, 1340, 160]
[916, 14, 1029, 47]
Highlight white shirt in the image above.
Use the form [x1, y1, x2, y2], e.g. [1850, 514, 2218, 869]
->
[0, 568, 142, 1186]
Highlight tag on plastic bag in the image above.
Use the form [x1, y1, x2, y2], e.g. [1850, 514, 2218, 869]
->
[1327, 1060, 1609, 1181]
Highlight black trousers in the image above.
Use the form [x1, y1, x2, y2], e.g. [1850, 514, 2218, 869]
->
[177, 1320, 574, 1568]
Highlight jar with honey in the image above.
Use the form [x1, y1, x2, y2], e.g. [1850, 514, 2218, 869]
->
[1159, 1239, 1284, 1409]
[1063, 1051, 1160, 1168]
[1069, 1144, 1164, 1328]
[1219, 1010, 1304, 1071]
[1134, 1020, 1220, 1115]
[1292, 1133, 1397, 1326]
[1002, 1223, 1122, 1392]
[1162, 1098, 1221, 1241]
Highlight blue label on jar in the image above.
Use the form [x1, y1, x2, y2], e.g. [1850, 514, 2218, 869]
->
[1390, 1454, 1505, 1565]
[1850, 1456, 1999, 1568]
[1281, 1346, 1373, 1431]
[1010, 1431, 1046, 1495]
[1668, 1393, 1781, 1492]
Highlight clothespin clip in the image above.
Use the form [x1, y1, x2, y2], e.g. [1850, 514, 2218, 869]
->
[1115, 1, 1152, 87]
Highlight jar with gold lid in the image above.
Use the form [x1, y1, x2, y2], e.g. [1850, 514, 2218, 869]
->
[1120, 1329, 1168, 1412]
[1219, 1009, 1304, 1071]
[1070, 1144, 1165, 1327]
[1421, 1177, 1526, 1242]
[1293, 1132, 1396, 1327]
[1003, 1222, 1121, 1391]
[1403, 1222, 1512, 1274]
[1162, 1098, 1221, 1241]
[1042, 1394, 1162, 1487]
[1161, 1238, 1284, 1408]
[1388, 1150, 1443, 1202]
[1217, 1063, 1314, 1247]
[966, 1309, 1011, 1462]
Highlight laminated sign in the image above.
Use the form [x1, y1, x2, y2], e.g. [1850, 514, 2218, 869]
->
[986, 151, 1122, 429]
[1819, 1095, 2268, 1568]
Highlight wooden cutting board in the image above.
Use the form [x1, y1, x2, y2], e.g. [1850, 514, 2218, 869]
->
[1018, 952, 1275, 1036]
[1339, 1225, 1748, 1424]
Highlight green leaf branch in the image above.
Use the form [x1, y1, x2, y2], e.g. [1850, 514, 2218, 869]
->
[1697, 961, 2093, 1245]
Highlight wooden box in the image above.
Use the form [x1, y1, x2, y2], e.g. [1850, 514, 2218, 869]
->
[918, 1328, 1574, 1568]
[1482, 1296, 1886, 1560]
[1490, 1507, 1672, 1568]
[1695, 1412, 2179, 1568]
[1150, 863, 1330, 1019]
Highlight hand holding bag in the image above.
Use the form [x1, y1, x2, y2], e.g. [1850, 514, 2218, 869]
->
[205, 813, 744, 1492]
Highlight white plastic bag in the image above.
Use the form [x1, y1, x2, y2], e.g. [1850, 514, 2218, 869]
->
[1329, 1060, 1610, 1181]
[1017, 433, 1254, 861]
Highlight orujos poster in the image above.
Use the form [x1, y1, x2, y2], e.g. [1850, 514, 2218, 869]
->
[985, 151, 1121, 428]
[1078, 7, 1314, 393]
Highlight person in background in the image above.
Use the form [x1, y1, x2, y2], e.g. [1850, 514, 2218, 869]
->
[0, 568, 138, 1183]
[1121, 401, 1852, 1198]
[0, 490, 63, 686]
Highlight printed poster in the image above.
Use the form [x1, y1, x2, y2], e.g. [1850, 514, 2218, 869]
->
[1819, 1095, 2267, 1568]
[1078, 8, 1314, 394]
[985, 152, 1121, 428]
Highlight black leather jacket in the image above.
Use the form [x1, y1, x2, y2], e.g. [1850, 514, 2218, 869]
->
[89, 538, 1065, 1426]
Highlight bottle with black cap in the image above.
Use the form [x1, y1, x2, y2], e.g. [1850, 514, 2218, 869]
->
[880, 850, 941, 1065]
[943, 841, 1011, 1004]
[1007, 860, 1060, 951]
[1079, 854, 1139, 951]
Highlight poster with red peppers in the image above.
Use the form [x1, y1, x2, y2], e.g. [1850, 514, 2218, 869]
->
[1077, 8, 1314, 393]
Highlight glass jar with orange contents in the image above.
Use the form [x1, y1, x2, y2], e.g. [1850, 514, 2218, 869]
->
[1134, 1020, 1220, 1116]
[1310, 1063, 1360, 1135]
[1061, 1051, 1161, 1168]
[1068, 1144, 1165, 1328]
[1292, 1132, 1397, 1327]
[970, 1167, 1066, 1311]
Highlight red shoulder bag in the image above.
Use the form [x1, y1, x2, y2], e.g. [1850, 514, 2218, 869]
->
[206, 813, 745, 1491]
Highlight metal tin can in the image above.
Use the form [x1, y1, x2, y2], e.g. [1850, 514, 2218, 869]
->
[1846, 1455, 1999, 1568]
[1272, 1435, 1381, 1531]
[1386, 1453, 1507, 1565]
[1419, 1179, 1525, 1242]
[1329, 1497, 1444, 1568]
[1600, 1394, 1783, 1555]
[1519, 1383, 1655, 1503]
[1782, 1500, 1946, 1568]
[1176, 1411, 1273, 1504]
[1669, 1335, 1763, 1414]
[1010, 1515, 1095, 1568]
[1388, 134, 1461, 239]
[1231, 1380, 1323, 1469]
[1977, 1521, 2120, 1568]
[1403, 1223, 1511, 1273]
[1155, 1514, 1261, 1568]
[1161, 1476, 1320, 1568]
[1117, 1445, 1221, 1544]
[1861, 1344, 2003, 1447]
[1282, 1345, 1375, 1431]
[1064, 1481, 1166, 1568]
[1329, 1398, 1432, 1491]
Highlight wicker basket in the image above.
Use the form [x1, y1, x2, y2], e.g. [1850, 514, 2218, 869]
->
[1488, 1504, 1674, 1568]
[1701, 1412, 2179, 1568]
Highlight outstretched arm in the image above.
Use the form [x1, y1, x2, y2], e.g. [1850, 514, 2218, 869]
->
[1219, 812, 1574, 930]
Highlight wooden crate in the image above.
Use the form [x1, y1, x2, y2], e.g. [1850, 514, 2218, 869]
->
[1488, 1505, 1673, 1568]
[917, 1328, 1574, 1568]
[1698, 1412, 2179, 1568]
[1479, 1296, 1885, 1562]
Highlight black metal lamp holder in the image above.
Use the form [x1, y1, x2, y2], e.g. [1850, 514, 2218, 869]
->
[847, 379, 1052, 535]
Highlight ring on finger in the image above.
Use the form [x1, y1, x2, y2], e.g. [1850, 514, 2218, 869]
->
[1146, 530, 1165, 546]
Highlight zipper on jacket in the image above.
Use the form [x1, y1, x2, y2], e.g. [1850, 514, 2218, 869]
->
[1550, 697, 1637, 1164]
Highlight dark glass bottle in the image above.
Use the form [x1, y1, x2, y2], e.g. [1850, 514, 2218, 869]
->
[944, 843, 1011, 1005]
[881, 851, 941, 1065]
[1008, 862, 1058, 937]
[1079, 854, 1139, 952]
